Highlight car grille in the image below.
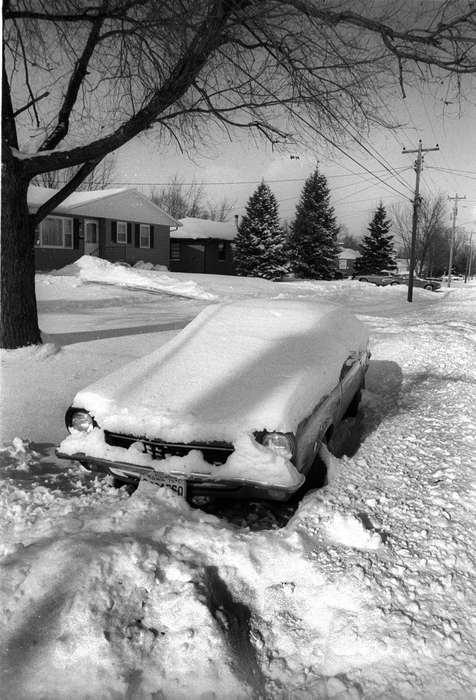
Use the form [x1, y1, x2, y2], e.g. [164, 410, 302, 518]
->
[104, 430, 233, 465]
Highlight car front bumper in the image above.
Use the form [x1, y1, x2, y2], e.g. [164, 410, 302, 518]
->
[55, 450, 305, 502]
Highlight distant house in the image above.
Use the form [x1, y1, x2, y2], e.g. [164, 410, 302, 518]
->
[337, 247, 361, 276]
[395, 258, 409, 273]
[28, 186, 180, 271]
[169, 217, 237, 275]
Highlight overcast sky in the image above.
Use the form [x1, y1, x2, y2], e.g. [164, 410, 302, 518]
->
[115, 84, 476, 238]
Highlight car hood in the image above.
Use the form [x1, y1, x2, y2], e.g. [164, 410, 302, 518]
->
[72, 299, 369, 443]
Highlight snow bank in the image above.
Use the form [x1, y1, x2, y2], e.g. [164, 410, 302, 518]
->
[0, 472, 385, 700]
[55, 255, 216, 301]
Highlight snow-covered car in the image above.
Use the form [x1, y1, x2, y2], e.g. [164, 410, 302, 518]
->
[56, 299, 370, 502]
[353, 273, 399, 286]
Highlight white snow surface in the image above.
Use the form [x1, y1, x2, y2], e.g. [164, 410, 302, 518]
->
[176, 217, 237, 240]
[66, 298, 367, 441]
[56, 255, 217, 301]
[1, 259, 475, 699]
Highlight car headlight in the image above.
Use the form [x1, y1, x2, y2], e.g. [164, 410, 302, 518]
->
[261, 431, 295, 460]
[65, 407, 96, 434]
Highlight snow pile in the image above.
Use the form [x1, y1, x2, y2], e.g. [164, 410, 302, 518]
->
[322, 511, 382, 550]
[0, 477, 390, 699]
[133, 261, 168, 271]
[56, 255, 217, 301]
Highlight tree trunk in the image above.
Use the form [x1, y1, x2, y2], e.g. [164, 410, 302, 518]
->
[1, 162, 42, 348]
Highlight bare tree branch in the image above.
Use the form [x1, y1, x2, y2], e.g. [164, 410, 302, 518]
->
[38, 12, 105, 151]
[13, 91, 49, 117]
[32, 157, 102, 225]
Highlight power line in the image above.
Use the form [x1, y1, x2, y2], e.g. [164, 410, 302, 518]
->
[50, 166, 412, 189]
[292, 113, 412, 201]
[311, 97, 415, 196]
[330, 167, 411, 194]
[332, 171, 412, 205]
[427, 166, 476, 182]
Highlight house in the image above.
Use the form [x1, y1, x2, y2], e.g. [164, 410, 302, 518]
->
[395, 258, 409, 273]
[337, 247, 361, 276]
[28, 186, 180, 271]
[170, 217, 237, 275]
[169, 217, 237, 275]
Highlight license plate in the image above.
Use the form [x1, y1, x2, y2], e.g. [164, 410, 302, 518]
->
[142, 470, 187, 498]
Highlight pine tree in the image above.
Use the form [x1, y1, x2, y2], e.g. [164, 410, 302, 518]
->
[354, 203, 397, 274]
[288, 167, 340, 279]
[234, 181, 289, 279]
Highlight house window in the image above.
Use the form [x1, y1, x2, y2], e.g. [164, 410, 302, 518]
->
[170, 241, 181, 261]
[217, 242, 226, 261]
[38, 216, 73, 248]
[116, 221, 127, 244]
[140, 224, 150, 248]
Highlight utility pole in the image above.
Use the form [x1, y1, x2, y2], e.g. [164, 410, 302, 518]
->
[447, 194, 466, 287]
[464, 231, 473, 283]
[402, 140, 439, 302]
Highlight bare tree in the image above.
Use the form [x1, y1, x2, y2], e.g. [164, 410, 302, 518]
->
[392, 194, 448, 274]
[3, 0, 476, 347]
[204, 197, 235, 222]
[151, 176, 206, 219]
[151, 176, 234, 220]
[32, 155, 117, 191]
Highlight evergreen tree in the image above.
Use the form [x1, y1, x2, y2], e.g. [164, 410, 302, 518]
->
[354, 203, 397, 274]
[234, 181, 289, 279]
[288, 167, 340, 279]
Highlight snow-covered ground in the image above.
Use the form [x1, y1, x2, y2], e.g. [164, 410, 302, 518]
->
[1, 258, 475, 699]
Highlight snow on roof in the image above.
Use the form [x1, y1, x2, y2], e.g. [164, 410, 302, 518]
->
[73, 298, 368, 443]
[173, 217, 237, 241]
[27, 185, 129, 210]
[338, 247, 361, 260]
[27, 185, 180, 228]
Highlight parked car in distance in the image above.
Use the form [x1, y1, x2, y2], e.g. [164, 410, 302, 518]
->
[394, 274, 441, 291]
[57, 299, 370, 503]
[353, 272, 399, 286]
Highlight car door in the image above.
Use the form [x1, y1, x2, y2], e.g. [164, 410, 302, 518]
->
[339, 349, 365, 417]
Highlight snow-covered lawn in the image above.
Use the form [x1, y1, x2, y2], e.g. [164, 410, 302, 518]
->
[1, 258, 475, 699]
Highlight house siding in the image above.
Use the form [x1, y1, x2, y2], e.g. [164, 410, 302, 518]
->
[35, 217, 170, 271]
[203, 239, 235, 275]
[169, 238, 235, 275]
[35, 247, 82, 271]
[102, 221, 169, 266]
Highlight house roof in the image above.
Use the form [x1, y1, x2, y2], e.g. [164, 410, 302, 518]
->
[172, 217, 237, 241]
[27, 185, 181, 228]
[338, 247, 361, 260]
